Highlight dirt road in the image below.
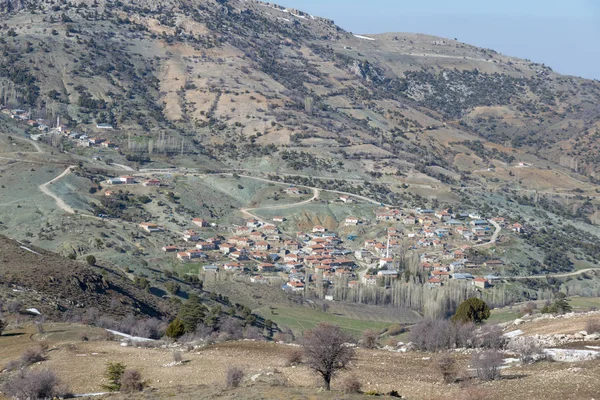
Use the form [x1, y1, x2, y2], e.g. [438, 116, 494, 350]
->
[240, 187, 319, 222]
[38, 165, 76, 214]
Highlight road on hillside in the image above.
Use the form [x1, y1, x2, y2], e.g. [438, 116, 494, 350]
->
[505, 268, 600, 280]
[240, 188, 320, 222]
[472, 219, 502, 247]
[38, 165, 76, 214]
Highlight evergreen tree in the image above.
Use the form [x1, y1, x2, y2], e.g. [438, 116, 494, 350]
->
[102, 362, 126, 392]
[178, 294, 206, 333]
[452, 298, 490, 324]
[165, 318, 185, 339]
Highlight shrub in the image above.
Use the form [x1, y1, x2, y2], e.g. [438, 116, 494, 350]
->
[509, 337, 545, 364]
[226, 366, 245, 388]
[452, 298, 490, 324]
[103, 362, 127, 391]
[173, 351, 183, 363]
[342, 375, 362, 394]
[586, 318, 600, 334]
[473, 324, 506, 350]
[0, 319, 6, 336]
[20, 346, 46, 366]
[409, 318, 475, 351]
[437, 355, 458, 384]
[285, 349, 303, 366]
[471, 350, 503, 381]
[119, 369, 145, 393]
[3, 369, 67, 400]
[165, 318, 186, 339]
[360, 330, 379, 349]
[86, 255, 96, 266]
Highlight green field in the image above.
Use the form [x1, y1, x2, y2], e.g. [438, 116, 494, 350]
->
[256, 305, 395, 337]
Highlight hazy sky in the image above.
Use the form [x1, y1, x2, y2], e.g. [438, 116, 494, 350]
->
[274, 0, 600, 80]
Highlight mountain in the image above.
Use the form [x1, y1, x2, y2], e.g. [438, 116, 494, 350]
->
[0, 0, 598, 185]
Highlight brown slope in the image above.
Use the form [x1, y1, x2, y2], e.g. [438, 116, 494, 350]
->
[0, 235, 173, 320]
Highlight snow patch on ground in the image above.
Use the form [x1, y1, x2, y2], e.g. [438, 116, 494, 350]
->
[544, 348, 600, 362]
[353, 34, 375, 41]
[20, 246, 41, 255]
[26, 308, 41, 315]
[503, 329, 524, 338]
[106, 329, 155, 342]
[74, 393, 109, 398]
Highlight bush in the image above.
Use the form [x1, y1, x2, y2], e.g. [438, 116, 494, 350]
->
[3, 369, 67, 400]
[0, 319, 6, 336]
[7, 300, 23, 314]
[471, 350, 503, 381]
[586, 318, 600, 334]
[20, 346, 46, 366]
[342, 375, 362, 394]
[165, 318, 186, 339]
[360, 330, 379, 349]
[409, 318, 474, 351]
[119, 369, 145, 393]
[509, 337, 545, 364]
[226, 366, 245, 388]
[452, 298, 490, 324]
[103, 362, 126, 391]
[473, 324, 506, 350]
[173, 351, 183, 363]
[285, 349, 303, 366]
[437, 355, 458, 384]
[86, 255, 96, 266]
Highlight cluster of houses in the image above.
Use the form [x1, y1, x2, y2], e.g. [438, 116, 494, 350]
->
[2, 108, 51, 132]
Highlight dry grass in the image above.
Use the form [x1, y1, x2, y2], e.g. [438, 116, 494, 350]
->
[2, 323, 600, 399]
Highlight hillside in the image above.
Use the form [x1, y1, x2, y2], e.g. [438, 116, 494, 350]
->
[0, 0, 597, 185]
[0, 235, 173, 319]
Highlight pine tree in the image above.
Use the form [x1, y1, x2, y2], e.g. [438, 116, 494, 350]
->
[102, 362, 126, 392]
[178, 294, 206, 333]
[452, 298, 490, 324]
[165, 318, 185, 339]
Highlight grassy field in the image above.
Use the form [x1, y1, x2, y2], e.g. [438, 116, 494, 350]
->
[256, 305, 395, 336]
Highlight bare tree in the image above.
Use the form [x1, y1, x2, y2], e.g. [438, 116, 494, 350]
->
[437, 355, 459, 384]
[471, 350, 503, 381]
[509, 337, 545, 364]
[302, 323, 355, 390]
[360, 330, 379, 349]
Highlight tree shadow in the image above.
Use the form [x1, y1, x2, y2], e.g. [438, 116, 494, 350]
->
[1, 332, 25, 337]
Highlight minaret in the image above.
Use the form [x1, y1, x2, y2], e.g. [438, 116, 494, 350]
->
[386, 235, 390, 258]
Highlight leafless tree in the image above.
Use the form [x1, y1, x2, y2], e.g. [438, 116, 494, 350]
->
[471, 350, 503, 381]
[302, 323, 355, 390]
[509, 337, 545, 364]
[586, 318, 600, 334]
[437, 355, 459, 384]
[7, 300, 22, 315]
[3, 369, 67, 399]
[360, 330, 379, 349]
[226, 366, 245, 388]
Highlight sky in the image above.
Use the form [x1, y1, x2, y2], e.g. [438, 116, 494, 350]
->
[274, 0, 600, 80]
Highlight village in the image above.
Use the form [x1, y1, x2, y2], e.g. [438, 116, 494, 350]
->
[100, 173, 527, 298]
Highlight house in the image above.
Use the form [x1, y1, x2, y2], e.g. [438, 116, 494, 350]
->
[203, 265, 219, 272]
[89, 138, 105, 145]
[273, 216, 285, 223]
[235, 226, 252, 235]
[120, 176, 135, 184]
[254, 241, 270, 251]
[484, 259, 505, 268]
[469, 213, 482, 220]
[250, 275, 268, 284]
[192, 218, 210, 228]
[511, 223, 525, 234]
[236, 237, 254, 248]
[416, 208, 435, 215]
[107, 178, 122, 185]
[284, 240, 300, 251]
[431, 270, 450, 280]
[354, 249, 371, 260]
[143, 179, 161, 187]
[348, 280, 359, 289]
[246, 218, 261, 228]
[196, 242, 216, 251]
[101, 141, 115, 148]
[339, 195, 353, 203]
[473, 277, 490, 289]
[312, 225, 326, 233]
[176, 251, 191, 261]
[186, 249, 206, 259]
[345, 216, 359, 226]
[96, 123, 114, 129]
[104, 190, 115, 197]
[285, 187, 301, 196]
[428, 277, 443, 287]
[379, 258, 394, 268]
[161, 245, 178, 252]
[223, 262, 243, 272]
[377, 270, 398, 278]
[219, 243, 235, 254]
[258, 263, 277, 272]
[470, 219, 489, 227]
[403, 216, 416, 225]
[435, 210, 452, 221]
[286, 281, 305, 292]
[229, 251, 248, 261]
[261, 224, 278, 235]
[183, 230, 200, 242]
[451, 273, 474, 281]
[361, 275, 378, 285]
[139, 222, 162, 233]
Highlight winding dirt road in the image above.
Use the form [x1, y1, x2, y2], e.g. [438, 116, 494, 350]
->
[240, 187, 319, 222]
[39, 165, 76, 214]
